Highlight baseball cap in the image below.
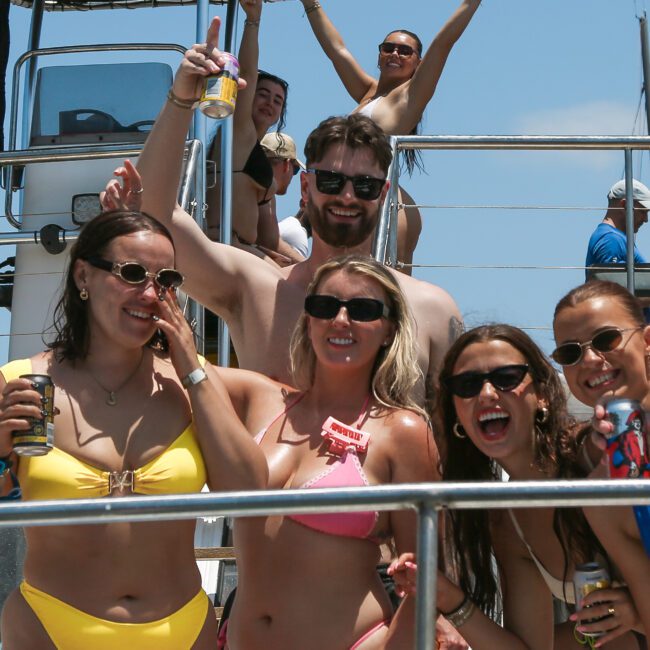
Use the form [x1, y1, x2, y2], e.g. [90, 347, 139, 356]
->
[607, 179, 650, 210]
[260, 132, 306, 170]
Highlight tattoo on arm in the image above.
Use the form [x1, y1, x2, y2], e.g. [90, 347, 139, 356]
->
[448, 316, 464, 346]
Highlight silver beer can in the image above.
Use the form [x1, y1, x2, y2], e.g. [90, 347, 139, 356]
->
[573, 562, 611, 637]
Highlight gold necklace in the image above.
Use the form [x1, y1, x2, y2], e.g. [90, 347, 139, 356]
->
[85, 352, 145, 406]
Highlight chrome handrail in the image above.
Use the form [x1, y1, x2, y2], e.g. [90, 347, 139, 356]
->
[0, 479, 648, 650]
[372, 134, 650, 294]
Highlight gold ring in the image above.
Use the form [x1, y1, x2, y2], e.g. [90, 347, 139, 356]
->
[608, 606, 616, 617]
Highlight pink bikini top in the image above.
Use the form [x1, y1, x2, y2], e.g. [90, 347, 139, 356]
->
[255, 394, 380, 541]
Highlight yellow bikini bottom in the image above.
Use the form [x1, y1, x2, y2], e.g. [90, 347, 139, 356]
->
[20, 580, 210, 649]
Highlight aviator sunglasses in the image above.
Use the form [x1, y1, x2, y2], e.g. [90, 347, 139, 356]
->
[305, 294, 391, 322]
[305, 169, 386, 201]
[378, 42, 417, 58]
[550, 327, 641, 366]
[446, 364, 530, 399]
[85, 257, 184, 290]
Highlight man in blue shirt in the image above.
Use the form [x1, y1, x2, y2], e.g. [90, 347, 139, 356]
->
[586, 179, 650, 273]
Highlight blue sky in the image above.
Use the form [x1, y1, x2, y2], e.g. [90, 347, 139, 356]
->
[4, 0, 650, 361]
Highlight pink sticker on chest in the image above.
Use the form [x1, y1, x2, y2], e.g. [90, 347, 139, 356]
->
[321, 416, 370, 456]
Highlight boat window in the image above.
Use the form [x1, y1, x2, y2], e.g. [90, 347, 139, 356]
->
[30, 62, 172, 146]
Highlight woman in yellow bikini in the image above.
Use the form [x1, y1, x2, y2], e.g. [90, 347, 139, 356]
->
[0, 205, 267, 648]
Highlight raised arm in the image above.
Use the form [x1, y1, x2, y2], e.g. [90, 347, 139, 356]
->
[232, 0, 262, 133]
[403, 0, 482, 126]
[299, 0, 376, 103]
[155, 291, 268, 490]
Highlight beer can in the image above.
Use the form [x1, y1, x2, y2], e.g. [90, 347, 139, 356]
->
[573, 562, 611, 637]
[604, 398, 650, 479]
[12, 374, 54, 456]
[199, 52, 239, 119]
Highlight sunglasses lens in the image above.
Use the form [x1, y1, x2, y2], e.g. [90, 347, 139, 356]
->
[448, 374, 483, 399]
[491, 366, 528, 391]
[157, 269, 184, 289]
[352, 177, 384, 201]
[314, 171, 344, 195]
[551, 343, 581, 366]
[397, 44, 414, 56]
[346, 298, 386, 321]
[119, 263, 147, 284]
[592, 328, 623, 354]
[305, 295, 339, 319]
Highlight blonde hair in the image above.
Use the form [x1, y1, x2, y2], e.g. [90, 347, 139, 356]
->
[290, 254, 425, 418]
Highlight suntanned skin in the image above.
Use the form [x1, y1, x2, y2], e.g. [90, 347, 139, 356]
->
[135, 17, 462, 409]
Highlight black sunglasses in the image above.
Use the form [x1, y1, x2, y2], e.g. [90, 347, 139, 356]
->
[85, 257, 184, 290]
[378, 42, 416, 58]
[305, 294, 391, 322]
[304, 168, 386, 201]
[551, 327, 641, 366]
[447, 364, 530, 399]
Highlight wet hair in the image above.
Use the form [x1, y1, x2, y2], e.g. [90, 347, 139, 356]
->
[48, 210, 175, 361]
[554, 280, 645, 328]
[289, 254, 425, 419]
[380, 29, 425, 176]
[304, 114, 393, 176]
[435, 324, 611, 617]
[257, 70, 289, 132]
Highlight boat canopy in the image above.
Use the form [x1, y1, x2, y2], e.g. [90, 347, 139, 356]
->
[11, 0, 230, 10]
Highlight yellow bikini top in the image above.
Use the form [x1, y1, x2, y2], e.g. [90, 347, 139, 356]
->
[2, 358, 207, 500]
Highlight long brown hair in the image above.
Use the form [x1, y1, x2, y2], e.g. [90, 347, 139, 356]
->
[48, 210, 174, 361]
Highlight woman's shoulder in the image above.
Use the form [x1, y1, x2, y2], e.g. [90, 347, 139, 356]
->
[0, 351, 54, 381]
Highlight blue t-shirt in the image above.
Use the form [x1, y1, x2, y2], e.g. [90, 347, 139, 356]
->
[585, 223, 646, 273]
[586, 222, 650, 321]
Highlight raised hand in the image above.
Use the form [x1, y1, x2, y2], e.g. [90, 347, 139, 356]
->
[173, 16, 247, 103]
[100, 159, 143, 212]
[152, 290, 201, 383]
[239, 0, 262, 22]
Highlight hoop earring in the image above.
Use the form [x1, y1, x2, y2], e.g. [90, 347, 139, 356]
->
[452, 421, 467, 439]
[535, 407, 549, 425]
[79, 288, 89, 301]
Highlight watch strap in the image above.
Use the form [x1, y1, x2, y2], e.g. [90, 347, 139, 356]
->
[181, 368, 208, 389]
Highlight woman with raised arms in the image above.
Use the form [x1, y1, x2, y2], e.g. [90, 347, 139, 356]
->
[298, 0, 482, 272]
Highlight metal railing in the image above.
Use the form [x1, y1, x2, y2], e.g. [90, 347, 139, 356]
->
[1, 479, 648, 650]
[373, 135, 650, 295]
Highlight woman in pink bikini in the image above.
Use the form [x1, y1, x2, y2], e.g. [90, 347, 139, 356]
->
[207, 253, 437, 649]
[298, 0, 482, 272]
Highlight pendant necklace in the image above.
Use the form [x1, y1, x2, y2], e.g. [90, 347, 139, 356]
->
[86, 352, 145, 406]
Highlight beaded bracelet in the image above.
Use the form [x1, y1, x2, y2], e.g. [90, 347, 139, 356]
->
[305, 1, 322, 15]
[244, 18, 261, 27]
[167, 88, 199, 110]
[442, 596, 476, 628]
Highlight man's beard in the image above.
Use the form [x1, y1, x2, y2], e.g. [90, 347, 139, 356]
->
[307, 200, 378, 248]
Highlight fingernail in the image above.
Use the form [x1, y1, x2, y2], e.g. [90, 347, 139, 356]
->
[41, 397, 48, 405]
[40, 409, 48, 418]
[31, 382, 39, 390]
[405, 561, 417, 568]
[152, 315, 160, 322]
